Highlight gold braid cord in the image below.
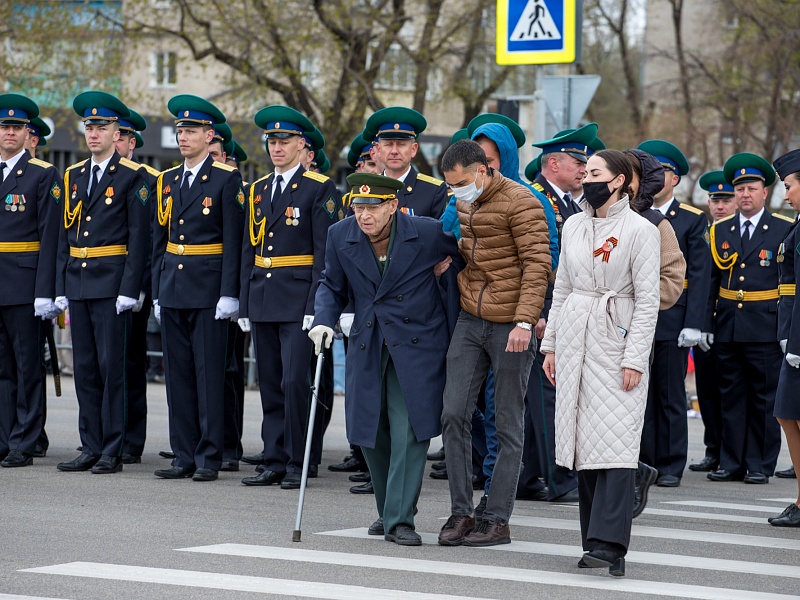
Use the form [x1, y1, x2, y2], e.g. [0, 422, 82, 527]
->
[63, 168, 82, 233]
[249, 183, 266, 249]
[709, 223, 738, 271]
[156, 173, 173, 230]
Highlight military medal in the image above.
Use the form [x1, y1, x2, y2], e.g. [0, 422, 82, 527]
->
[593, 237, 618, 263]
[202, 197, 212, 215]
[163, 184, 171, 195]
[400, 207, 415, 216]
[104, 187, 114, 205]
[759, 249, 772, 267]
[17, 195, 25, 212]
[285, 207, 293, 226]
[778, 243, 785, 263]
[254, 194, 262, 205]
[72, 184, 78, 200]
[4, 194, 12, 211]
[292, 207, 300, 226]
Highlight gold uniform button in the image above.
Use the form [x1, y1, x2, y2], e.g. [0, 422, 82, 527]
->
[268, 232, 274, 238]
[79, 248, 88, 259]
[179, 235, 185, 241]
[267, 245, 273, 251]
[740, 263, 746, 268]
[739, 276, 745, 282]
[83, 231, 89, 237]
[178, 264, 183, 270]
[177, 244, 185, 255]
[86, 216, 91, 222]
[737, 303, 743, 309]
[266, 273, 272, 278]
[179, 219, 185, 225]
[81, 262, 87, 268]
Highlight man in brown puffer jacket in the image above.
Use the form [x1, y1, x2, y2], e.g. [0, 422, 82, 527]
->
[437, 140, 551, 547]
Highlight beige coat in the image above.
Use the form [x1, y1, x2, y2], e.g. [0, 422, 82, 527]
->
[540, 197, 660, 470]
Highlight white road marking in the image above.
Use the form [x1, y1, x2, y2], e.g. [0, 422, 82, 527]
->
[662, 501, 783, 514]
[0, 595, 72, 600]
[642, 508, 765, 523]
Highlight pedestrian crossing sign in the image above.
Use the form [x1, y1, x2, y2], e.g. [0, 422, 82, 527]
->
[496, 0, 578, 65]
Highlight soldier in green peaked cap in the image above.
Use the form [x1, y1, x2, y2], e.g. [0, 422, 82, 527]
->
[723, 152, 777, 187]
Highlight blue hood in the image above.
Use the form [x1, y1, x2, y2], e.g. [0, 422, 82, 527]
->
[471, 123, 522, 182]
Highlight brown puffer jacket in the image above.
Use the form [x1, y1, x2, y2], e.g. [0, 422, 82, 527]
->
[457, 170, 551, 324]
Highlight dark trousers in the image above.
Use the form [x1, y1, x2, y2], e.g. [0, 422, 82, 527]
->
[223, 322, 245, 461]
[525, 351, 577, 498]
[578, 468, 635, 552]
[310, 344, 334, 466]
[161, 307, 227, 471]
[715, 341, 783, 475]
[640, 342, 688, 478]
[124, 296, 150, 457]
[253, 321, 313, 475]
[0, 304, 45, 456]
[36, 320, 51, 452]
[70, 298, 130, 458]
[693, 345, 722, 461]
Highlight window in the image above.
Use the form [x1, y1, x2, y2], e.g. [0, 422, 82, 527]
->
[151, 51, 177, 87]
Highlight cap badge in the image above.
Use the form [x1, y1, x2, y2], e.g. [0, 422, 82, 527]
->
[92, 108, 97, 115]
[740, 168, 746, 175]
[275, 122, 280, 129]
[717, 184, 723, 190]
[359, 184, 371, 194]
[393, 123, 400, 130]
[184, 111, 189, 117]
[7, 110, 13, 116]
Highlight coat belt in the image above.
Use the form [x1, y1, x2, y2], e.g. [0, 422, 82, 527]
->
[572, 287, 634, 338]
[166, 242, 223, 256]
[718, 287, 779, 301]
[69, 245, 127, 258]
[254, 254, 314, 269]
[0, 241, 41, 252]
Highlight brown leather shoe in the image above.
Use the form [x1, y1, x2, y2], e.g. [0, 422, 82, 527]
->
[462, 518, 511, 547]
[438, 514, 475, 546]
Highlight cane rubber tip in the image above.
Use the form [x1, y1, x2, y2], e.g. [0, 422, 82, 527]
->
[292, 530, 301, 542]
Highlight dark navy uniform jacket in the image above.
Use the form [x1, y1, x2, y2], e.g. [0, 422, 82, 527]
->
[654, 199, 712, 341]
[57, 152, 149, 300]
[708, 210, 794, 343]
[534, 174, 582, 241]
[313, 211, 461, 447]
[0, 151, 62, 305]
[778, 219, 800, 343]
[131, 157, 159, 299]
[240, 166, 341, 322]
[152, 155, 244, 309]
[395, 166, 448, 219]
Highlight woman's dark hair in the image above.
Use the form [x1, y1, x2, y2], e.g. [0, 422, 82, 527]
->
[593, 149, 634, 200]
[624, 148, 666, 213]
[441, 140, 488, 172]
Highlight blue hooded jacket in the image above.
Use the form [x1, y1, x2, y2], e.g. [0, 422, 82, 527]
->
[440, 123, 559, 269]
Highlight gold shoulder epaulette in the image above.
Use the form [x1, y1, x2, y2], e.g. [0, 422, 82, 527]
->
[417, 173, 444, 186]
[774, 213, 795, 223]
[303, 170, 329, 183]
[140, 164, 160, 177]
[532, 182, 545, 193]
[715, 214, 736, 225]
[119, 157, 141, 171]
[28, 157, 54, 169]
[161, 165, 181, 176]
[66, 160, 87, 172]
[252, 172, 273, 186]
[678, 202, 704, 215]
[212, 161, 236, 172]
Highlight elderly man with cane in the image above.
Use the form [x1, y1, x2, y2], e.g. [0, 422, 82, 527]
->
[309, 173, 461, 546]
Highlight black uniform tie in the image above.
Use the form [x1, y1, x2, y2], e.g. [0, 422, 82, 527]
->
[742, 220, 752, 253]
[0, 162, 7, 182]
[272, 174, 284, 204]
[88, 165, 100, 196]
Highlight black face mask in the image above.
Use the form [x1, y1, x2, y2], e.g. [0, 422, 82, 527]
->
[583, 180, 617, 210]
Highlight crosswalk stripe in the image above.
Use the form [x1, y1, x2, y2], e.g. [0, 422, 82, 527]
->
[21, 562, 490, 600]
[508, 516, 800, 551]
[181, 542, 800, 600]
[642, 508, 765, 523]
[760, 498, 796, 503]
[662, 501, 783, 514]
[317, 529, 800, 580]
[0, 594, 71, 600]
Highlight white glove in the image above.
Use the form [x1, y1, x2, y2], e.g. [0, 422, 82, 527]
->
[698, 332, 714, 352]
[215, 296, 239, 320]
[677, 327, 702, 348]
[308, 324, 334, 355]
[153, 299, 161, 324]
[55, 296, 68, 312]
[302, 315, 315, 331]
[133, 291, 146, 313]
[34, 298, 57, 320]
[780, 339, 788, 354]
[787, 353, 800, 368]
[116, 295, 138, 314]
[338, 313, 354, 337]
[238, 318, 251, 333]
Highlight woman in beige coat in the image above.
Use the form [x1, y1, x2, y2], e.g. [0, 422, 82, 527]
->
[541, 149, 660, 575]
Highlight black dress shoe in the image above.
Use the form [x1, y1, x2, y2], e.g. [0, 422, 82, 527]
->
[385, 524, 421, 546]
[350, 481, 374, 494]
[241, 452, 266, 466]
[516, 487, 549, 501]
[255, 464, 266, 473]
[582, 542, 626, 568]
[158, 450, 175, 459]
[241, 469, 284, 486]
[349, 471, 371, 482]
[429, 467, 448, 480]
[550, 488, 579, 503]
[281, 473, 301, 489]
[368, 517, 384, 535]
[154, 466, 195, 479]
[220, 460, 239, 472]
[656, 474, 681, 487]
[768, 504, 797, 524]
[121, 454, 141, 464]
[33, 445, 47, 458]
[688, 456, 719, 472]
[328, 455, 368, 472]
[743, 471, 769, 484]
[609, 557, 625, 577]
[193, 468, 218, 482]
[633, 462, 658, 519]
[776, 466, 796, 479]
[427, 447, 445, 461]
[1, 450, 33, 468]
[431, 461, 447, 471]
[707, 469, 743, 482]
[91, 455, 123, 474]
[57, 453, 99, 472]
[770, 504, 800, 527]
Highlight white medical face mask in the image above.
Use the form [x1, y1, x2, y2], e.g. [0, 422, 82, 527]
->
[452, 171, 485, 204]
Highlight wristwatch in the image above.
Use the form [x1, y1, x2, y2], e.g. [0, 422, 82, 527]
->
[515, 322, 532, 331]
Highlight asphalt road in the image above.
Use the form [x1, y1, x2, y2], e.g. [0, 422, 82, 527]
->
[0, 377, 798, 600]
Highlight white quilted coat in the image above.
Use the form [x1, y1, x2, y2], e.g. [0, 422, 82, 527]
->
[540, 196, 660, 470]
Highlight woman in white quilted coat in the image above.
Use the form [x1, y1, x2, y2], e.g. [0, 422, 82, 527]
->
[541, 149, 660, 575]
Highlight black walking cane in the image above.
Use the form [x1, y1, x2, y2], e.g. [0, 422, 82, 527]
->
[292, 333, 327, 542]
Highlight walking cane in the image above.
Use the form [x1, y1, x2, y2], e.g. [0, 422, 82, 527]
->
[292, 333, 327, 542]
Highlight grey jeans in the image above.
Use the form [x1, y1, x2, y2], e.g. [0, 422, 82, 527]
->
[441, 310, 535, 523]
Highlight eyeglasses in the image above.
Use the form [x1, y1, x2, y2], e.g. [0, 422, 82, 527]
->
[352, 204, 388, 214]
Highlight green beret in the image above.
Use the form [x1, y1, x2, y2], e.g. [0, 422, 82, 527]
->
[637, 140, 689, 177]
[723, 152, 776, 187]
[346, 173, 403, 204]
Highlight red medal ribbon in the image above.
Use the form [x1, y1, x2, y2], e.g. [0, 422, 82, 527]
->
[593, 237, 618, 263]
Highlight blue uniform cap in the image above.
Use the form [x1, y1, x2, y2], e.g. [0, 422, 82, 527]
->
[0, 94, 39, 125]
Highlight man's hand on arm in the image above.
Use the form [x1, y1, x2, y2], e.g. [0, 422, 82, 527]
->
[506, 323, 532, 352]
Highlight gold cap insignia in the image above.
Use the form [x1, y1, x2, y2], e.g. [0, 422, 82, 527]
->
[740, 168, 746, 175]
[718, 184, 723, 190]
[184, 111, 189, 117]
[92, 108, 97, 115]
[393, 123, 400, 130]
[8, 110, 13, 116]
[275, 122, 281, 129]
[360, 184, 371, 194]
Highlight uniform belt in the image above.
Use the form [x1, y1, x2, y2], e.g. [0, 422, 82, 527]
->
[255, 254, 314, 269]
[166, 242, 223, 256]
[683, 279, 688, 289]
[779, 284, 796, 296]
[0, 241, 41, 252]
[719, 287, 779, 302]
[69, 245, 127, 259]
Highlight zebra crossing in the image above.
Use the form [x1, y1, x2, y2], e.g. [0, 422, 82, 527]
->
[15, 494, 800, 600]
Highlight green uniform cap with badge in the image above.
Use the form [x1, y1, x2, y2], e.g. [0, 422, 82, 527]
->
[27, 116, 50, 147]
[225, 139, 248, 164]
[637, 139, 690, 177]
[118, 109, 147, 134]
[468, 113, 526, 148]
[365, 107, 426, 141]
[347, 132, 374, 168]
[724, 152, 777, 187]
[73, 91, 130, 125]
[0, 93, 39, 125]
[699, 170, 734, 198]
[346, 173, 403, 205]
[212, 122, 232, 145]
[134, 132, 144, 149]
[303, 127, 325, 152]
[531, 122, 598, 163]
[450, 128, 468, 144]
[525, 154, 542, 182]
[167, 94, 226, 127]
[254, 105, 314, 139]
[317, 149, 331, 174]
